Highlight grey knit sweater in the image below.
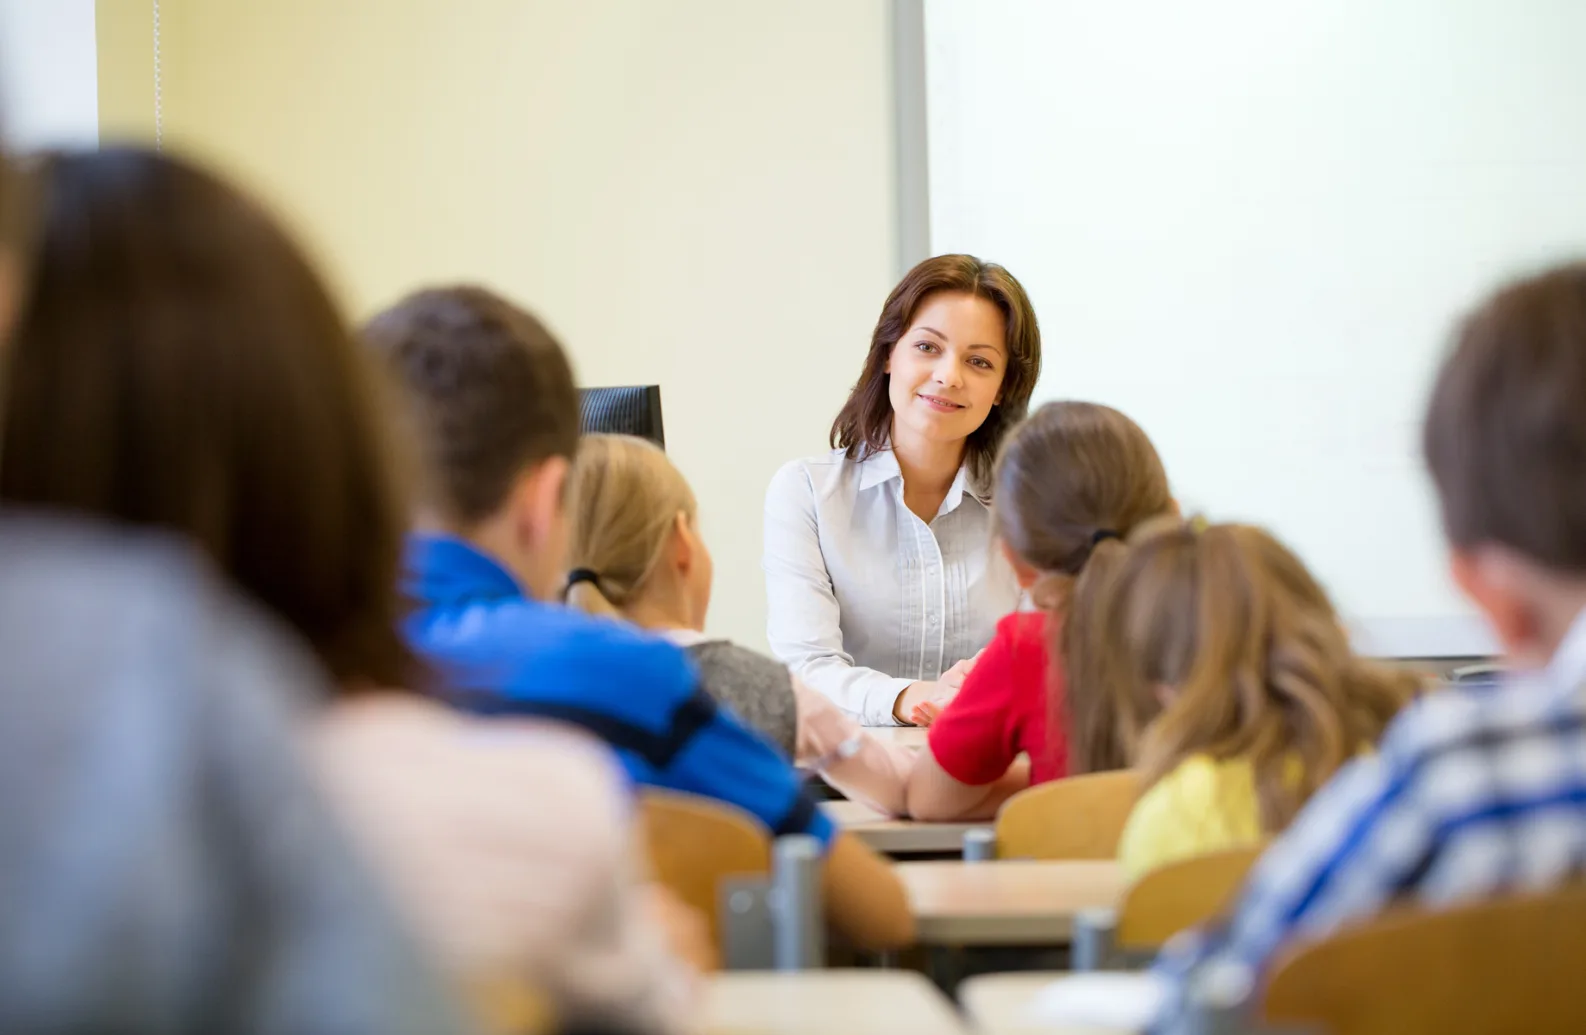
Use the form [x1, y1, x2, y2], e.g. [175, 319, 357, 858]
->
[683, 640, 799, 757]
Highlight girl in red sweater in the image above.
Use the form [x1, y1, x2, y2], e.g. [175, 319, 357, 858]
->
[905, 401, 1174, 820]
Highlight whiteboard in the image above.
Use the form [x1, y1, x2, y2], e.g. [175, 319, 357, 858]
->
[924, 0, 1586, 657]
[0, 0, 97, 151]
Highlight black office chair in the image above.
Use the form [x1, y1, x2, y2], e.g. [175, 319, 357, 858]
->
[579, 385, 664, 448]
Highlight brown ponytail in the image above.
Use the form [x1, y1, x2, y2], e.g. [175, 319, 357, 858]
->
[990, 401, 1174, 774]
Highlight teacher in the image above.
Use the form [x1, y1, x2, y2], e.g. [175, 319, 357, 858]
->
[763, 254, 1042, 725]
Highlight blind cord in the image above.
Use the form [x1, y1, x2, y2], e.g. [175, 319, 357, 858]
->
[152, 0, 163, 149]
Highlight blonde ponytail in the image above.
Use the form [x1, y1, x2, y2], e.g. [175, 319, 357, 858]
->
[564, 434, 697, 618]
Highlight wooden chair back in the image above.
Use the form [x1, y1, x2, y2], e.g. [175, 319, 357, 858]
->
[638, 789, 771, 953]
[1263, 882, 1586, 1035]
[468, 981, 552, 1035]
[1115, 844, 1264, 949]
[994, 770, 1140, 859]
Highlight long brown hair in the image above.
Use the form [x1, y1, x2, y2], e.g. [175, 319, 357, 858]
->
[1072, 520, 1420, 832]
[564, 433, 697, 617]
[831, 254, 1042, 487]
[993, 401, 1175, 774]
[0, 147, 417, 693]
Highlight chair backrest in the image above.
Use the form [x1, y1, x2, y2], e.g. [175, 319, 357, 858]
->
[1115, 844, 1264, 950]
[638, 789, 771, 952]
[1262, 882, 1586, 1035]
[469, 980, 552, 1035]
[994, 770, 1140, 859]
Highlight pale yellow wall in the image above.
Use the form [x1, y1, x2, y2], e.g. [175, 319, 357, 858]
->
[94, 0, 156, 140]
[97, 0, 898, 651]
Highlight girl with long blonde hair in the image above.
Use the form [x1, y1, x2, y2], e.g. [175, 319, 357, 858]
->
[565, 433, 916, 947]
[1068, 519, 1421, 878]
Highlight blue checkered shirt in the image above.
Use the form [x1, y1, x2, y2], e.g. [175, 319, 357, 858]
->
[1149, 613, 1586, 1029]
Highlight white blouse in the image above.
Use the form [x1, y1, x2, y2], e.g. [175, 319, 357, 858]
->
[762, 447, 1020, 725]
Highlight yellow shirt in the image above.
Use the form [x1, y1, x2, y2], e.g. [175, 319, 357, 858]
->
[1116, 754, 1267, 881]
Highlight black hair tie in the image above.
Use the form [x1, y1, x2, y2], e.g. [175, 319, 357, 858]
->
[564, 568, 601, 600]
[1091, 529, 1120, 546]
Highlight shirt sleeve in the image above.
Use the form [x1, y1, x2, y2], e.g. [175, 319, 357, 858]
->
[665, 687, 837, 846]
[763, 461, 912, 726]
[204, 600, 480, 1035]
[926, 620, 1021, 785]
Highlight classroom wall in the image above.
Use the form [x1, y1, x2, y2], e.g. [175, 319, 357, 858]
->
[96, 0, 900, 651]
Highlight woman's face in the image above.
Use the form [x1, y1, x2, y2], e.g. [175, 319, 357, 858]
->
[886, 291, 1008, 450]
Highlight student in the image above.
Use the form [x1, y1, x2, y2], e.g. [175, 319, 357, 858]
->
[565, 432, 915, 815]
[0, 139, 472, 1034]
[0, 516, 482, 1035]
[1080, 520, 1418, 879]
[0, 147, 695, 1033]
[906, 401, 1175, 820]
[1135, 261, 1586, 1028]
[365, 285, 914, 951]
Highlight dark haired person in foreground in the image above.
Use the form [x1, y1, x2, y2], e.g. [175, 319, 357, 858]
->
[0, 147, 694, 1032]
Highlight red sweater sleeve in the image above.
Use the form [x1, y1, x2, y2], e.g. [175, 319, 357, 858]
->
[927, 615, 1024, 785]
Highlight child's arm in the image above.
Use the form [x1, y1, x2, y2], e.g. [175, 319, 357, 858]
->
[793, 677, 915, 816]
[905, 750, 1031, 822]
[903, 621, 1033, 820]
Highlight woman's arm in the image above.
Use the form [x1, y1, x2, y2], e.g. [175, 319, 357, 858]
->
[763, 462, 914, 725]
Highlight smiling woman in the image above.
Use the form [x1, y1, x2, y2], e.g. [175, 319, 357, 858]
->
[763, 255, 1043, 726]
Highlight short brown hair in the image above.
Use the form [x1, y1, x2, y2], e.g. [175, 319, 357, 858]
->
[831, 254, 1042, 486]
[1424, 262, 1586, 571]
[0, 147, 416, 691]
[364, 286, 578, 524]
[992, 401, 1174, 774]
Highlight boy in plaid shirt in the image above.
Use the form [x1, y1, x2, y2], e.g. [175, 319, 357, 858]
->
[1148, 263, 1586, 1028]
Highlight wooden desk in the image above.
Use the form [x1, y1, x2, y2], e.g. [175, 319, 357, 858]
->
[861, 725, 930, 749]
[959, 972, 1136, 1034]
[705, 969, 965, 1035]
[821, 799, 977, 854]
[897, 860, 1127, 945]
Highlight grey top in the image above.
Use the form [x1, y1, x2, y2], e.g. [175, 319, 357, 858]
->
[0, 514, 478, 1035]
[683, 639, 798, 757]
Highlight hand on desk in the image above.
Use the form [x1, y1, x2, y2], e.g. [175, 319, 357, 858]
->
[940, 649, 984, 690]
[895, 650, 984, 726]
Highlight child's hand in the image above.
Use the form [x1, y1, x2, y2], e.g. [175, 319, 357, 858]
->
[940, 649, 985, 690]
[909, 693, 954, 726]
